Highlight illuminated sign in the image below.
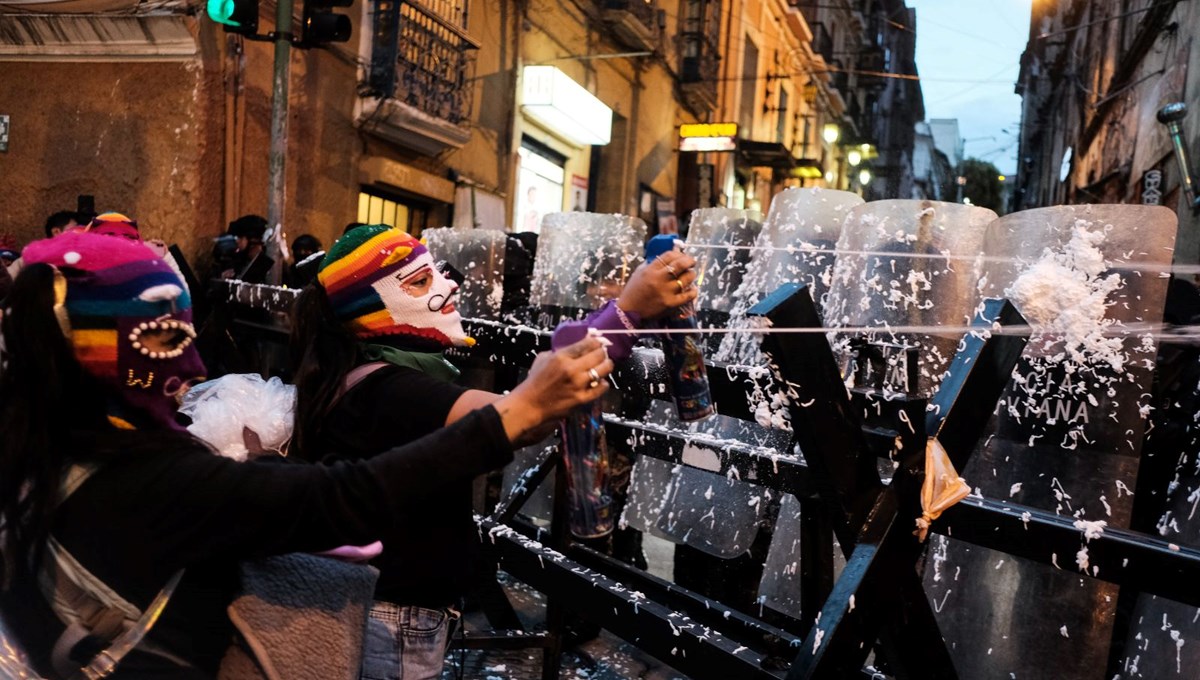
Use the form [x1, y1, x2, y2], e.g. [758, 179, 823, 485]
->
[680, 123, 738, 138]
[679, 122, 738, 152]
[522, 66, 613, 146]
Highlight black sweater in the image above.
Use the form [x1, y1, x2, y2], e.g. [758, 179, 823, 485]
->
[317, 363, 474, 608]
[3, 406, 512, 678]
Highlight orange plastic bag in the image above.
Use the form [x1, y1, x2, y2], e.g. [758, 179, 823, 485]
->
[914, 438, 971, 542]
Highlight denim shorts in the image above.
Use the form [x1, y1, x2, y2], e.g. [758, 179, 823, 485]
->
[360, 601, 459, 680]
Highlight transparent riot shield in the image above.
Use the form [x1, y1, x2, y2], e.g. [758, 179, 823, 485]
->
[929, 205, 1178, 680]
[716, 188, 864, 364]
[422, 227, 507, 320]
[685, 208, 765, 315]
[1115, 336, 1200, 676]
[823, 200, 997, 396]
[620, 400, 788, 558]
[528, 212, 647, 319]
[757, 492, 849, 620]
[498, 439, 557, 524]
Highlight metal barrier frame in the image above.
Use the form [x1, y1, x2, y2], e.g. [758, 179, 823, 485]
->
[212, 279, 1200, 679]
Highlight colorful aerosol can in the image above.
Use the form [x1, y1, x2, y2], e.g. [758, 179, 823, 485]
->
[645, 234, 715, 421]
[560, 398, 614, 538]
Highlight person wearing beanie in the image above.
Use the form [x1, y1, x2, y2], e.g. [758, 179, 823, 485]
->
[289, 224, 697, 679]
[0, 231, 613, 679]
[84, 212, 190, 294]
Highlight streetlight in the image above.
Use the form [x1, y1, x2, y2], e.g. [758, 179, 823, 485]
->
[822, 124, 840, 144]
[847, 149, 862, 167]
[858, 169, 872, 186]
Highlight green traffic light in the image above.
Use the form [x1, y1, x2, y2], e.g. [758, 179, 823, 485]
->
[206, 0, 258, 32]
[206, 0, 234, 25]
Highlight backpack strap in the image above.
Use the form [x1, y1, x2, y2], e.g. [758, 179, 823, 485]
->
[332, 362, 390, 405]
[40, 463, 186, 679]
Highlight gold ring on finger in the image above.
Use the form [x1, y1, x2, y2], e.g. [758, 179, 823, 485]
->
[675, 279, 685, 293]
[588, 367, 601, 388]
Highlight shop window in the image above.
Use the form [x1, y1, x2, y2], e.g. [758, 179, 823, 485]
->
[358, 191, 411, 232]
[515, 138, 567, 233]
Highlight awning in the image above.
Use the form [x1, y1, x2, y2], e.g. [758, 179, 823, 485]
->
[0, 13, 196, 60]
[738, 140, 796, 170]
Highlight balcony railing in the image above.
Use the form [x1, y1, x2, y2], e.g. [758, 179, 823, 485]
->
[601, 0, 659, 51]
[810, 21, 834, 62]
[394, 1, 476, 124]
[603, 0, 655, 29]
[679, 41, 718, 113]
[827, 58, 849, 94]
[364, 0, 479, 153]
[787, 0, 819, 27]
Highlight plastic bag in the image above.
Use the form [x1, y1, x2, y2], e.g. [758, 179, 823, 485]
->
[180, 374, 296, 461]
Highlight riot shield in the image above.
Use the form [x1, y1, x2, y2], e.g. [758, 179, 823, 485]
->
[823, 199, 997, 396]
[757, 492, 848, 620]
[528, 212, 647, 317]
[685, 208, 764, 315]
[716, 188, 864, 364]
[1116, 334, 1200, 676]
[422, 227, 507, 320]
[929, 204, 1178, 680]
[621, 400, 789, 558]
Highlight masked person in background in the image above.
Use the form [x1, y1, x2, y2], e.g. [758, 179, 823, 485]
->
[289, 225, 697, 680]
[0, 231, 612, 679]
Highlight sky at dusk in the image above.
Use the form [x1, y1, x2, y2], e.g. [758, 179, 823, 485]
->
[908, 0, 1033, 174]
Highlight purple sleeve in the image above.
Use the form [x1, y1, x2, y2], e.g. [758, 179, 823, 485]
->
[551, 300, 642, 360]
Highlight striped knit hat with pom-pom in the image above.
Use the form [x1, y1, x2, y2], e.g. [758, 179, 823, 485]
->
[317, 225, 471, 349]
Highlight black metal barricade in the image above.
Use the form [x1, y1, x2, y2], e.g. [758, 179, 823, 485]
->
[209, 279, 1200, 680]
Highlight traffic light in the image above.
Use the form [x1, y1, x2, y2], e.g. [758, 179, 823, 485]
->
[301, 0, 353, 46]
[206, 0, 259, 34]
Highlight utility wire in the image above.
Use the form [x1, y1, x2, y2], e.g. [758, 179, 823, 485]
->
[1035, 0, 1185, 40]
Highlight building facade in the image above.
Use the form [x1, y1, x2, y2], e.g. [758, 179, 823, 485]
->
[0, 0, 925, 267]
[1013, 0, 1200, 263]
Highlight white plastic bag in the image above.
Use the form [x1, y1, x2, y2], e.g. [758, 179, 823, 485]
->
[180, 374, 296, 461]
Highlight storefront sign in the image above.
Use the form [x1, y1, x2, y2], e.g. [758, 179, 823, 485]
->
[360, 157, 455, 204]
[522, 66, 613, 146]
[679, 122, 738, 153]
[1142, 169, 1162, 205]
[571, 174, 589, 211]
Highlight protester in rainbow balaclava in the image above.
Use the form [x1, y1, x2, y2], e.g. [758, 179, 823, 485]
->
[317, 225, 472, 351]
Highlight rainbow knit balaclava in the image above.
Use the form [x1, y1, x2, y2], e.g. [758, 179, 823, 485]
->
[317, 225, 471, 349]
[21, 232, 206, 430]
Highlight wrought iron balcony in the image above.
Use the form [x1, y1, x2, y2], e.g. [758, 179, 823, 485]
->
[679, 44, 718, 114]
[786, 0, 819, 27]
[827, 58, 850, 94]
[809, 21, 834, 63]
[601, 0, 660, 50]
[362, 0, 480, 155]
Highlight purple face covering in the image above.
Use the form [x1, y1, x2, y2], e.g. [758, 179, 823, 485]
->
[22, 231, 207, 430]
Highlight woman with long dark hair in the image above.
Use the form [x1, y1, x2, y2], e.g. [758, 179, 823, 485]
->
[289, 225, 696, 679]
[0, 231, 611, 679]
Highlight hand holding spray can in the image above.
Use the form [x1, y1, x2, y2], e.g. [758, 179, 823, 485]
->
[551, 326, 614, 538]
[559, 393, 614, 538]
[645, 234, 715, 421]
